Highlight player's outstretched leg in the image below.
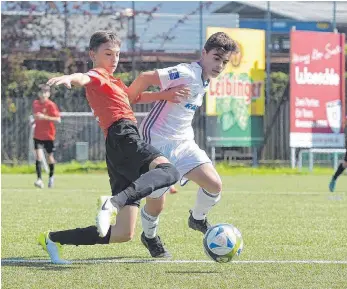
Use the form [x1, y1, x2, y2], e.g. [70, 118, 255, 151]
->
[96, 162, 179, 237]
[38, 225, 113, 264]
[38, 206, 139, 263]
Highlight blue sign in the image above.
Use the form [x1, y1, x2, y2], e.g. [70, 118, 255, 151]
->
[240, 20, 333, 33]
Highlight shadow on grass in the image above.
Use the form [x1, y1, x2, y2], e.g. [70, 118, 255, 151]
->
[74, 256, 147, 262]
[1, 255, 149, 269]
[1, 258, 76, 271]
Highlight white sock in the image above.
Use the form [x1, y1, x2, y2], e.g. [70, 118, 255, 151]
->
[192, 187, 221, 220]
[141, 207, 159, 239]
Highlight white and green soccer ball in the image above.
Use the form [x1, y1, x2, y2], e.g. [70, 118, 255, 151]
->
[203, 223, 244, 263]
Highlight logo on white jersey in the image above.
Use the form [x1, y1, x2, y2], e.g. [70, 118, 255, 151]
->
[168, 68, 180, 80]
[185, 103, 198, 111]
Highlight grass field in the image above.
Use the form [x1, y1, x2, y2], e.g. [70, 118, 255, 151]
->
[1, 174, 347, 289]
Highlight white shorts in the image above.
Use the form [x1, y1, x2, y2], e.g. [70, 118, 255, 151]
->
[148, 139, 211, 199]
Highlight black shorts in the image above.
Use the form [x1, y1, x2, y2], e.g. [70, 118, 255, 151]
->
[344, 151, 347, 162]
[33, 138, 55, 154]
[106, 119, 163, 207]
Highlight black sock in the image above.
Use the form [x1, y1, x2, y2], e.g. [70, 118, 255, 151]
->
[49, 226, 111, 245]
[49, 164, 54, 178]
[333, 164, 345, 180]
[36, 161, 42, 179]
[110, 163, 180, 208]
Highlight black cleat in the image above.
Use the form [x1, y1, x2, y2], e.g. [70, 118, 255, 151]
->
[141, 232, 172, 258]
[188, 210, 211, 234]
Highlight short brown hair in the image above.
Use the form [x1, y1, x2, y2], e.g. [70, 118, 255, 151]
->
[89, 30, 121, 51]
[204, 32, 238, 54]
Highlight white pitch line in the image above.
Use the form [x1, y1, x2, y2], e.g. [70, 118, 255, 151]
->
[2, 259, 347, 265]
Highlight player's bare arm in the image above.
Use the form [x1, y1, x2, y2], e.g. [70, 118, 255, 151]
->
[128, 71, 161, 103]
[128, 70, 190, 104]
[47, 73, 91, 88]
[134, 85, 191, 104]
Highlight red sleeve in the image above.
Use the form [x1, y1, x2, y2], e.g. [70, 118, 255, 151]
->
[118, 80, 129, 94]
[48, 102, 60, 117]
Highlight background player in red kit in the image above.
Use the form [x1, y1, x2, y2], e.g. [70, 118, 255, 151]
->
[38, 30, 189, 264]
[32, 84, 61, 189]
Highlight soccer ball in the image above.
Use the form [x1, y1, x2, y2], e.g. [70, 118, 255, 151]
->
[203, 223, 243, 263]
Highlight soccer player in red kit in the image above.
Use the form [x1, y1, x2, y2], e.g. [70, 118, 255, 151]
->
[32, 84, 61, 189]
[38, 31, 189, 264]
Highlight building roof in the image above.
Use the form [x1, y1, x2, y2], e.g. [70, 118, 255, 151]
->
[215, 1, 347, 24]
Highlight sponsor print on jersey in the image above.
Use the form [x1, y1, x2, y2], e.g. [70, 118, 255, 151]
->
[185, 103, 198, 111]
[168, 68, 180, 80]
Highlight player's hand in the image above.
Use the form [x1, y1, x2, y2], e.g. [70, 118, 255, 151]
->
[165, 85, 190, 103]
[35, 112, 45, 120]
[47, 75, 72, 89]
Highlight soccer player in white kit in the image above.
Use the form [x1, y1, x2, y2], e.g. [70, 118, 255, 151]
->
[125, 32, 239, 258]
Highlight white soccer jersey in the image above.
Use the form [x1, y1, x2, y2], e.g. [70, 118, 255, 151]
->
[139, 62, 209, 147]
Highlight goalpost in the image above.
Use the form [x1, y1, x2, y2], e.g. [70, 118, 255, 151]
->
[28, 112, 148, 170]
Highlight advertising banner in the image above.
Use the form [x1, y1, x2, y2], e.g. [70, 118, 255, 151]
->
[290, 30, 345, 148]
[206, 27, 265, 147]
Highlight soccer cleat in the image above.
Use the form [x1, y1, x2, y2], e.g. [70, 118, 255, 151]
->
[37, 232, 71, 265]
[48, 176, 54, 188]
[141, 232, 172, 258]
[329, 178, 336, 192]
[96, 196, 118, 237]
[169, 186, 178, 194]
[97, 196, 117, 226]
[188, 210, 211, 234]
[34, 179, 44, 189]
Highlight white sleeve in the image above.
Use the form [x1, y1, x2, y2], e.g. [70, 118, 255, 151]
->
[157, 64, 193, 91]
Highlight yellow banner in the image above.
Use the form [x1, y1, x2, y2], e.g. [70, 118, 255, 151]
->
[206, 27, 265, 116]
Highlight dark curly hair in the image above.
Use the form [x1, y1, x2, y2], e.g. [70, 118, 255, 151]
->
[204, 32, 239, 54]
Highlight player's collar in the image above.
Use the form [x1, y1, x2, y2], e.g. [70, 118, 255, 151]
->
[195, 61, 210, 88]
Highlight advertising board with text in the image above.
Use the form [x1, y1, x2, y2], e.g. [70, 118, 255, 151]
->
[206, 27, 265, 147]
[290, 30, 345, 148]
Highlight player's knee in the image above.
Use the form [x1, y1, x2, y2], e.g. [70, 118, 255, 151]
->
[343, 161, 347, 168]
[207, 177, 223, 194]
[48, 154, 55, 164]
[157, 163, 180, 185]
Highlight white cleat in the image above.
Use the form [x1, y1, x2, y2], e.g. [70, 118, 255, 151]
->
[96, 197, 118, 237]
[97, 196, 117, 226]
[34, 179, 44, 189]
[48, 176, 54, 188]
